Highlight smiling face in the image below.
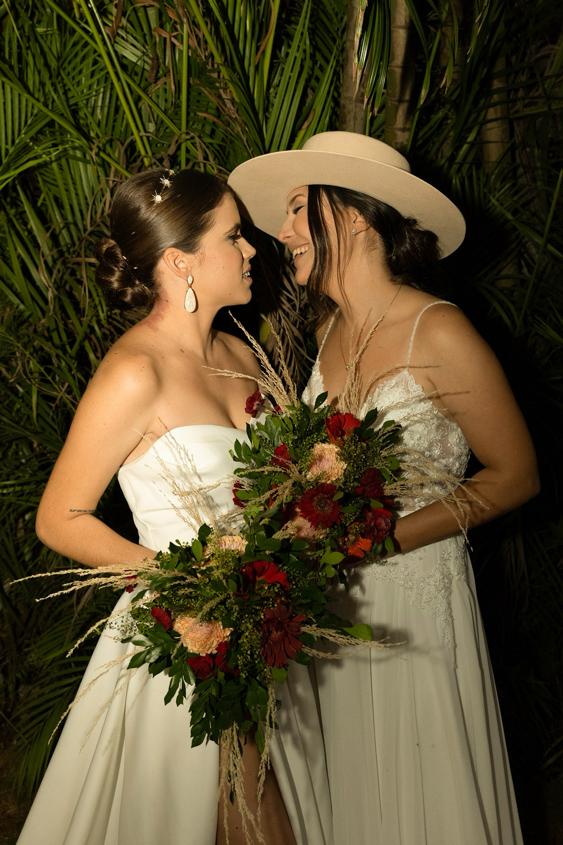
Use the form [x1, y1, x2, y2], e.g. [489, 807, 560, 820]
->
[193, 193, 256, 307]
[278, 185, 350, 290]
[277, 187, 315, 285]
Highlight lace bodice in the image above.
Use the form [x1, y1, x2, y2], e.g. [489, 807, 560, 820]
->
[117, 425, 243, 551]
[302, 298, 469, 509]
[302, 301, 471, 650]
[303, 363, 469, 514]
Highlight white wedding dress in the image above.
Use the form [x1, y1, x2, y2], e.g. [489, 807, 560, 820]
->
[18, 425, 332, 845]
[302, 302, 523, 845]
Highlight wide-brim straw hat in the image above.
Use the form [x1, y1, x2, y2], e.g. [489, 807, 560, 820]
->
[228, 131, 465, 258]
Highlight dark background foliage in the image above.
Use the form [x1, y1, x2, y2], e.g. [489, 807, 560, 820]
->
[0, 1, 561, 841]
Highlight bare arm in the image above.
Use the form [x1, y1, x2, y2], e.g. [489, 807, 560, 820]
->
[394, 305, 539, 554]
[36, 351, 159, 569]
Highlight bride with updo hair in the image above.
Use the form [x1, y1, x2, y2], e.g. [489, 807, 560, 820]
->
[18, 168, 332, 845]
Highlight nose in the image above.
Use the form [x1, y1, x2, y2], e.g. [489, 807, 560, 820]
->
[277, 212, 293, 243]
[240, 236, 256, 260]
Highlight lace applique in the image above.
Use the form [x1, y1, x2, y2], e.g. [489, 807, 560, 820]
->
[303, 355, 471, 651]
[363, 537, 467, 653]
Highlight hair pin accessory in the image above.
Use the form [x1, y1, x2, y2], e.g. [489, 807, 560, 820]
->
[152, 168, 175, 204]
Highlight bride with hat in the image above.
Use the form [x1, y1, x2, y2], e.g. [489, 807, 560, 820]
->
[229, 132, 537, 844]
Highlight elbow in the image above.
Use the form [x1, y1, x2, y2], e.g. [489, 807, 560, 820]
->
[525, 468, 541, 502]
[35, 507, 51, 549]
[508, 466, 541, 511]
[530, 470, 541, 499]
[35, 501, 60, 551]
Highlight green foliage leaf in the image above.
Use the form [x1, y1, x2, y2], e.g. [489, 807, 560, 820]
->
[343, 623, 373, 642]
[270, 666, 288, 683]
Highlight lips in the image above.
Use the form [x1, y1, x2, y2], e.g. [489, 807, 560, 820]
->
[292, 245, 309, 260]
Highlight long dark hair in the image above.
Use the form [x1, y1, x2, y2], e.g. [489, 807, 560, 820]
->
[96, 169, 233, 310]
[307, 185, 440, 328]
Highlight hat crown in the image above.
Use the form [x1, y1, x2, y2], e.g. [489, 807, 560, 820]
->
[302, 131, 411, 174]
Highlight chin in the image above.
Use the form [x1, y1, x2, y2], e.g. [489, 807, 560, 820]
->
[239, 288, 253, 304]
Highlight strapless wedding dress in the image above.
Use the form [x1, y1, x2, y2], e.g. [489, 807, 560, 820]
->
[18, 425, 332, 845]
[301, 302, 523, 845]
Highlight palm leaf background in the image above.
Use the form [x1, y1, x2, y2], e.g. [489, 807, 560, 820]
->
[0, 0, 561, 837]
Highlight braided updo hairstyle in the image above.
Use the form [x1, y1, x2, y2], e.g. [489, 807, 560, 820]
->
[306, 185, 441, 328]
[96, 169, 232, 309]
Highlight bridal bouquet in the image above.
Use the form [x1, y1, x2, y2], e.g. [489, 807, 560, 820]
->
[233, 388, 403, 569]
[121, 521, 373, 756]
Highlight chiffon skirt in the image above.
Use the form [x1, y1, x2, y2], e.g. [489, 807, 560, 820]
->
[316, 536, 523, 845]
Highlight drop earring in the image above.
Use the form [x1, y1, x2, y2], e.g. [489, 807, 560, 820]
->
[184, 274, 198, 313]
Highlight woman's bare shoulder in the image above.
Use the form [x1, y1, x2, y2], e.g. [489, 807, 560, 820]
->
[88, 330, 161, 406]
[413, 300, 505, 395]
[415, 300, 483, 352]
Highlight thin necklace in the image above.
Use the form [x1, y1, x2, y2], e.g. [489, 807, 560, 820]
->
[339, 284, 403, 371]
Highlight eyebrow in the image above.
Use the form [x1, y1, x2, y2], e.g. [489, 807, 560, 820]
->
[287, 192, 306, 211]
[225, 222, 241, 236]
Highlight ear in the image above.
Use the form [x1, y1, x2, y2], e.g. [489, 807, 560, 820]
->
[161, 247, 191, 279]
[349, 208, 369, 235]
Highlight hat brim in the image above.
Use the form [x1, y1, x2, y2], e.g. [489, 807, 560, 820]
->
[229, 149, 465, 258]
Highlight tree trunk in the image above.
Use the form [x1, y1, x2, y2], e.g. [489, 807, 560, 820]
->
[384, 0, 413, 150]
[339, 0, 368, 132]
[480, 53, 510, 171]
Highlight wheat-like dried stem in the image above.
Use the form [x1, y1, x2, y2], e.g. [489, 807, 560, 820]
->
[48, 651, 134, 744]
[205, 314, 297, 408]
[302, 624, 394, 652]
[256, 682, 277, 809]
[219, 728, 265, 845]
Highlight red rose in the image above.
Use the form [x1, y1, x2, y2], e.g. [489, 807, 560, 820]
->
[241, 560, 290, 590]
[232, 480, 246, 508]
[272, 443, 291, 468]
[151, 606, 172, 630]
[261, 602, 305, 667]
[363, 507, 394, 544]
[187, 640, 232, 679]
[354, 468, 385, 499]
[187, 653, 214, 679]
[214, 640, 229, 672]
[245, 389, 265, 417]
[347, 536, 373, 559]
[326, 412, 361, 444]
[297, 483, 342, 528]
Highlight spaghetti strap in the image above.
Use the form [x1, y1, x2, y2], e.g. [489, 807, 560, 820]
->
[318, 311, 338, 355]
[406, 300, 456, 366]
